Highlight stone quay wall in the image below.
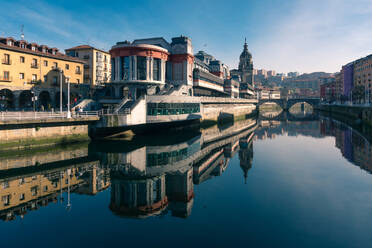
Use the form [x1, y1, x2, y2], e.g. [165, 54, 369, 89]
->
[320, 105, 372, 126]
[0, 117, 98, 150]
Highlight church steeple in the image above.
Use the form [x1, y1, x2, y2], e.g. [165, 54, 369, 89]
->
[244, 37, 248, 51]
[239, 38, 253, 71]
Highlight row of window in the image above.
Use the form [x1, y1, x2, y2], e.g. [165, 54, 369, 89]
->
[1, 71, 80, 84]
[147, 103, 200, 116]
[147, 142, 200, 167]
[112, 56, 162, 81]
[1, 54, 81, 72]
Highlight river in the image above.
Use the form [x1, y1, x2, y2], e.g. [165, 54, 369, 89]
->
[0, 112, 371, 248]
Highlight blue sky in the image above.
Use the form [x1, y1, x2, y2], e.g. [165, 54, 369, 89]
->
[1, 0, 372, 73]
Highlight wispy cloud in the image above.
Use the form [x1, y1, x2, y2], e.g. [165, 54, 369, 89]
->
[253, 0, 372, 73]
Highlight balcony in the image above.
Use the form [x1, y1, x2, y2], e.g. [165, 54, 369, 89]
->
[0, 76, 12, 82]
[2, 59, 11, 65]
[29, 79, 41, 85]
[31, 63, 39, 69]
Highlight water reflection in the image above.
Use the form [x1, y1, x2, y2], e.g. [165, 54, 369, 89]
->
[0, 115, 371, 222]
[0, 118, 257, 220]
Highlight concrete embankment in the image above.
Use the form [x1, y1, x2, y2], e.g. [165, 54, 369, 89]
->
[0, 116, 98, 150]
[200, 97, 257, 124]
[319, 105, 372, 126]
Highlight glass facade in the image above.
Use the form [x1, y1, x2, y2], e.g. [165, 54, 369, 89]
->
[111, 58, 115, 80]
[120, 56, 130, 80]
[153, 58, 161, 81]
[147, 102, 200, 116]
[137, 56, 147, 80]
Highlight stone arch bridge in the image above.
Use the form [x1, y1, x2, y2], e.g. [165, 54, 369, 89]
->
[258, 98, 320, 110]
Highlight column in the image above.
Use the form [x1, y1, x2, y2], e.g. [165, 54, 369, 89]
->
[115, 57, 120, 82]
[146, 57, 151, 81]
[161, 60, 166, 83]
[128, 56, 132, 80]
[133, 56, 137, 80]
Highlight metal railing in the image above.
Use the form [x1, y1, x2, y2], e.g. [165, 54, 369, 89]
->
[0, 111, 100, 121]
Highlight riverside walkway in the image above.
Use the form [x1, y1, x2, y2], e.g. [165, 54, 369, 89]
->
[0, 111, 99, 125]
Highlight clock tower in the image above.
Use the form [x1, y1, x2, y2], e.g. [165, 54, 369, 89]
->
[238, 38, 254, 87]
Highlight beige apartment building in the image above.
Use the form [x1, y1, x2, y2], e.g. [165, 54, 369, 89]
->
[0, 37, 85, 110]
[65, 45, 111, 86]
[353, 54, 372, 102]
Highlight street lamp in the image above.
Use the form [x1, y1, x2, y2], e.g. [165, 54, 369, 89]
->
[59, 69, 63, 113]
[58, 69, 71, 118]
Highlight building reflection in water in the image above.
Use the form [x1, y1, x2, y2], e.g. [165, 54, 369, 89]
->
[2, 115, 369, 222]
[0, 118, 257, 221]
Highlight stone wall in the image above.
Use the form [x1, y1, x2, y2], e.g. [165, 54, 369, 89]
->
[0, 124, 89, 149]
[201, 103, 257, 122]
[320, 105, 372, 126]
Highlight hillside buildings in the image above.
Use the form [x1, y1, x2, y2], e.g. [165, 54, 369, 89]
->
[0, 37, 85, 110]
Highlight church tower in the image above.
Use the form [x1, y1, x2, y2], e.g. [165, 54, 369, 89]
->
[238, 39, 254, 87]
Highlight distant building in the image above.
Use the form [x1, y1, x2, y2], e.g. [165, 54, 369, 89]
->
[267, 70, 276, 77]
[353, 54, 372, 103]
[65, 45, 111, 86]
[287, 72, 299, 78]
[341, 62, 353, 100]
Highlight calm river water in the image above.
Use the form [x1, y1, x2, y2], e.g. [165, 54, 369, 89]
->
[1, 113, 372, 248]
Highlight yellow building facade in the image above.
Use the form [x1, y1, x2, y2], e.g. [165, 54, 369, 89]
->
[0, 37, 85, 110]
[65, 45, 111, 87]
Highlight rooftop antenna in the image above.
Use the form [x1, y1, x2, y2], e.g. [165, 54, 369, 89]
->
[20, 24, 24, 40]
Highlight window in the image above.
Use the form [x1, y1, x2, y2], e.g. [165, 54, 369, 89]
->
[31, 186, 38, 196]
[44, 75, 47, 82]
[31, 46, 36, 51]
[65, 64, 69, 70]
[44, 60, 48, 66]
[173, 63, 183, 80]
[3, 54, 10, 64]
[7, 40, 12, 46]
[21, 43, 25, 48]
[121, 56, 130, 80]
[19, 193, 25, 201]
[19, 178, 25, 185]
[77, 79, 80, 84]
[153, 58, 161, 81]
[137, 56, 147, 80]
[2, 195, 10, 206]
[32, 58, 37, 68]
[2, 181, 9, 189]
[4, 71, 9, 80]
[31, 175, 37, 180]
[19, 73, 24, 80]
[53, 62, 58, 69]
[76, 66, 81, 74]
[43, 186, 48, 192]
[20, 56, 25, 63]
[32, 74, 37, 81]
[53, 76, 58, 85]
